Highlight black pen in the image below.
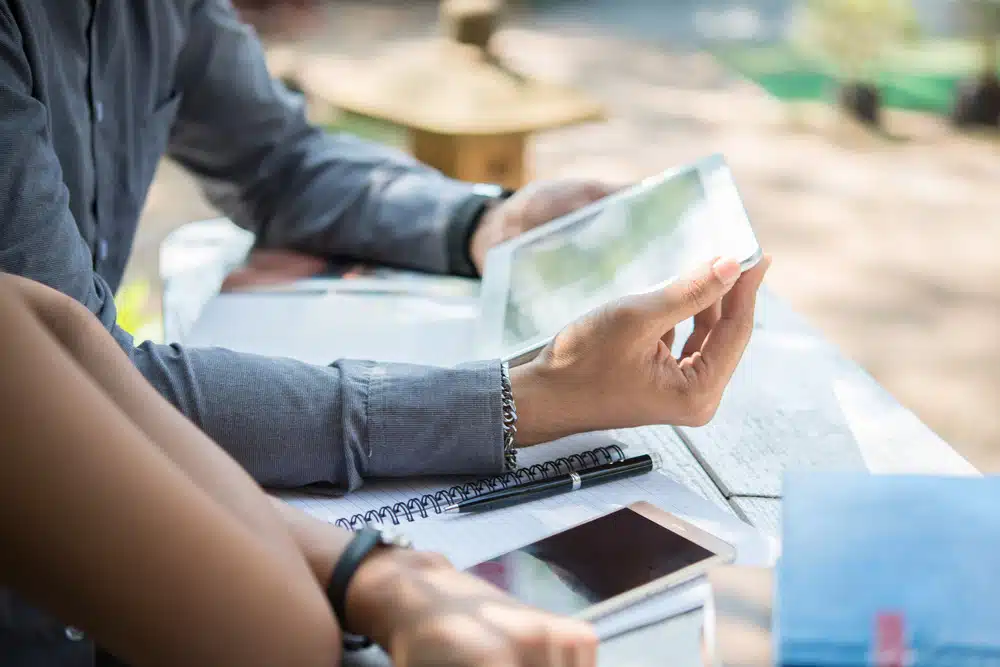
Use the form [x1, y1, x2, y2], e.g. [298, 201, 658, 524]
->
[441, 453, 663, 514]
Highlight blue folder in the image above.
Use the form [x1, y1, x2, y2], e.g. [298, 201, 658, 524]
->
[777, 472, 1000, 667]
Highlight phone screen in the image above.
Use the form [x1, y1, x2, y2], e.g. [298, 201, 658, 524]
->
[465, 507, 716, 616]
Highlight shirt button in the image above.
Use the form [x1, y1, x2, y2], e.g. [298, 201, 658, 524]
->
[97, 238, 108, 262]
[95, 101, 104, 122]
[65, 626, 85, 641]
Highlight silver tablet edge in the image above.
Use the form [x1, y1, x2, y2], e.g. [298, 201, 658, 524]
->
[740, 247, 764, 272]
[499, 246, 762, 369]
[501, 339, 550, 368]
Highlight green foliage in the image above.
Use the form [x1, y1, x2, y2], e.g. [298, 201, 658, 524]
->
[322, 111, 407, 148]
[792, 0, 920, 82]
[961, 1, 1000, 37]
[713, 38, 987, 114]
[116, 279, 163, 343]
[960, 0, 1000, 75]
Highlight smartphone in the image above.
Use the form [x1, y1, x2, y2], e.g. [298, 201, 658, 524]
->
[465, 501, 736, 621]
[475, 154, 762, 367]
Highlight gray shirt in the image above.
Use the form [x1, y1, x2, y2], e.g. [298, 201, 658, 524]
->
[0, 0, 505, 663]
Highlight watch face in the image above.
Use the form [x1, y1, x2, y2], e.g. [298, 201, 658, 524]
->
[472, 183, 507, 199]
[376, 527, 413, 550]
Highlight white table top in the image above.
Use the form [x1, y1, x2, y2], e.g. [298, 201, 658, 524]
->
[161, 219, 975, 666]
[163, 220, 975, 538]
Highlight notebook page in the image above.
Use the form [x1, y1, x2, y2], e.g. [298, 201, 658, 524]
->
[276, 431, 631, 526]
[280, 431, 774, 640]
[286, 455, 772, 570]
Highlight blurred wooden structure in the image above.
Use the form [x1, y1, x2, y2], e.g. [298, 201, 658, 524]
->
[290, 0, 605, 188]
[231, 0, 322, 40]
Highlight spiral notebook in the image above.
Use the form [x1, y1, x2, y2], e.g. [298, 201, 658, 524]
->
[325, 443, 626, 530]
[277, 430, 773, 572]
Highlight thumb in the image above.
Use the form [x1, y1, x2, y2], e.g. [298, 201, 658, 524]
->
[532, 180, 621, 222]
[617, 258, 742, 335]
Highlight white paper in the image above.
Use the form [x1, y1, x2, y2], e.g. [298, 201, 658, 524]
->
[278, 433, 631, 530]
[594, 579, 709, 641]
[280, 434, 774, 639]
[185, 291, 479, 367]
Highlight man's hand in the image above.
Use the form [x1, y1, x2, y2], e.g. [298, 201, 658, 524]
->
[510, 256, 771, 445]
[469, 179, 620, 274]
[347, 548, 598, 667]
[231, 0, 322, 38]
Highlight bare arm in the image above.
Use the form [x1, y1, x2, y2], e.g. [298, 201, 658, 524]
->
[2, 274, 329, 571]
[0, 275, 600, 667]
[3, 273, 360, 585]
[0, 277, 342, 667]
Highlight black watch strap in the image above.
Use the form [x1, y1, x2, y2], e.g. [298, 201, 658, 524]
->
[445, 184, 513, 278]
[327, 526, 382, 630]
[327, 527, 413, 651]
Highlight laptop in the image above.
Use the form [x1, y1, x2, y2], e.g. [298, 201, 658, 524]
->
[184, 154, 762, 367]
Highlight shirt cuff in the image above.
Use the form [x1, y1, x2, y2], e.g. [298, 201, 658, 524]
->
[340, 360, 505, 484]
[444, 185, 513, 278]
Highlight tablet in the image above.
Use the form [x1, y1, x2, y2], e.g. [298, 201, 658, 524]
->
[476, 153, 762, 365]
[465, 501, 735, 621]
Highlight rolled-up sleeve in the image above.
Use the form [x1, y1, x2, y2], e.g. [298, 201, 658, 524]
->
[364, 362, 503, 482]
[123, 338, 506, 490]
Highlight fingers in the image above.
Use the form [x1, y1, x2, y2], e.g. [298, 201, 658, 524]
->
[565, 620, 598, 667]
[660, 327, 676, 354]
[526, 179, 620, 224]
[698, 255, 770, 392]
[619, 258, 741, 337]
[573, 626, 599, 667]
[577, 180, 621, 203]
[530, 618, 597, 667]
[556, 180, 620, 211]
[681, 299, 722, 359]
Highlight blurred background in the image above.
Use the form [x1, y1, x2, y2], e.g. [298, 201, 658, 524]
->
[129, 0, 1000, 471]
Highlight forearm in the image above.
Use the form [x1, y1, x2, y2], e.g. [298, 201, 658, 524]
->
[268, 497, 453, 647]
[170, 0, 480, 274]
[0, 283, 341, 667]
[192, 128, 480, 273]
[270, 498, 352, 588]
[5, 274, 308, 575]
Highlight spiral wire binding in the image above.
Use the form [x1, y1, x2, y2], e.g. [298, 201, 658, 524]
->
[334, 444, 626, 530]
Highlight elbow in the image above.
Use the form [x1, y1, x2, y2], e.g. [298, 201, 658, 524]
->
[0, 273, 78, 327]
[0, 273, 111, 355]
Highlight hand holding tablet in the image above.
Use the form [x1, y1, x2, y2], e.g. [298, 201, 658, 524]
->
[476, 154, 763, 365]
[507, 254, 769, 445]
[468, 153, 769, 444]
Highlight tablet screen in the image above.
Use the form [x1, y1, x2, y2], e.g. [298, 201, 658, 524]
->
[493, 161, 757, 359]
[465, 507, 715, 617]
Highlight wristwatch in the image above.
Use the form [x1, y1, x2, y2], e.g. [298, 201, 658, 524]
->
[327, 526, 412, 650]
[446, 183, 514, 278]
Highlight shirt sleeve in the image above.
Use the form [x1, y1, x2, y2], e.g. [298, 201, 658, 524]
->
[167, 0, 482, 275]
[0, 7, 505, 490]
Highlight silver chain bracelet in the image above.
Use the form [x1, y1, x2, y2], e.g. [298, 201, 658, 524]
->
[499, 362, 518, 471]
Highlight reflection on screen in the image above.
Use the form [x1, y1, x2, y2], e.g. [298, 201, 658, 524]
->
[466, 508, 714, 616]
[500, 166, 734, 356]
